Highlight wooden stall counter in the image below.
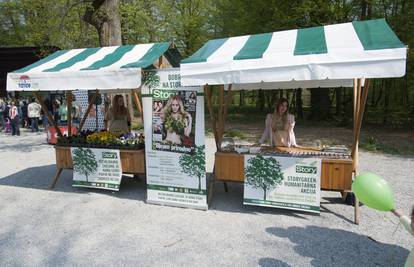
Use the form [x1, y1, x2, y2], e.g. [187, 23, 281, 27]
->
[51, 146, 145, 189]
[214, 147, 353, 191]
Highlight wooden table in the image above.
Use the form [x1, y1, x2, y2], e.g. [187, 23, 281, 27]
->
[51, 146, 146, 189]
[214, 151, 353, 191]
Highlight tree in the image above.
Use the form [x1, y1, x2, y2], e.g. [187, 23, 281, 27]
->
[245, 155, 284, 201]
[83, 0, 121, 46]
[73, 148, 98, 182]
[179, 145, 205, 191]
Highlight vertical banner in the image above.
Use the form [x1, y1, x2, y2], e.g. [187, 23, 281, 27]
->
[243, 155, 321, 213]
[142, 68, 207, 210]
[72, 147, 122, 191]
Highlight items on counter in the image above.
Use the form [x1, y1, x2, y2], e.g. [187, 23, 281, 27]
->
[56, 130, 145, 150]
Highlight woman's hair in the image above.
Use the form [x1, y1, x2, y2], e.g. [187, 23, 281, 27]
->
[163, 95, 187, 116]
[411, 206, 414, 218]
[111, 95, 128, 119]
[272, 97, 289, 127]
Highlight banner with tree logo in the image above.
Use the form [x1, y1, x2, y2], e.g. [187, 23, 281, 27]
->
[142, 68, 207, 210]
[244, 155, 321, 213]
[72, 147, 122, 191]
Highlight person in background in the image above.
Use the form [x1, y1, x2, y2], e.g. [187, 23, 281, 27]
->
[28, 98, 41, 132]
[392, 207, 414, 267]
[0, 98, 5, 131]
[43, 96, 53, 131]
[21, 100, 28, 128]
[104, 95, 131, 134]
[259, 97, 297, 147]
[71, 94, 82, 124]
[9, 100, 20, 136]
[53, 98, 60, 124]
[58, 99, 68, 125]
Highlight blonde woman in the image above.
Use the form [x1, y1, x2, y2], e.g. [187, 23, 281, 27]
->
[162, 95, 192, 144]
[104, 95, 131, 134]
[259, 97, 297, 147]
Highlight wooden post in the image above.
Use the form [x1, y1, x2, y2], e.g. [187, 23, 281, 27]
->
[351, 78, 371, 225]
[218, 85, 224, 143]
[131, 89, 142, 114]
[205, 85, 220, 149]
[33, 92, 62, 137]
[79, 89, 98, 132]
[66, 91, 72, 137]
[222, 84, 232, 138]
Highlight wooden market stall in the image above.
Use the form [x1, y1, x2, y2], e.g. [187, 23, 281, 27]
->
[7, 42, 181, 189]
[180, 19, 407, 224]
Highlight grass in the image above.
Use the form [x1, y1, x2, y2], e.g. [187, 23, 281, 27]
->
[359, 136, 401, 155]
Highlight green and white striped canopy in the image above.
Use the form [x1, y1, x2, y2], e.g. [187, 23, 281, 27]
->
[180, 19, 407, 88]
[7, 42, 171, 91]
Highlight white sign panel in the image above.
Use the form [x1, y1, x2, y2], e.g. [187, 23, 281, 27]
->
[72, 147, 122, 191]
[143, 68, 207, 210]
[244, 155, 321, 213]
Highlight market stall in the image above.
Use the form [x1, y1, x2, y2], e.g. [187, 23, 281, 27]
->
[7, 42, 181, 190]
[180, 19, 407, 223]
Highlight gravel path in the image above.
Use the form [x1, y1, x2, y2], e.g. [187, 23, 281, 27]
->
[0, 129, 413, 266]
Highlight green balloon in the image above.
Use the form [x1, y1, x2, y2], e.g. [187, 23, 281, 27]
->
[352, 172, 395, 211]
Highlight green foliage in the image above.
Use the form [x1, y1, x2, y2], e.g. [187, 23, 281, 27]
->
[0, 0, 98, 48]
[72, 148, 98, 182]
[142, 71, 160, 89]
[359, 136, 400, 154]
[179, 145, 205, 190]
[224, 129, 247, 139]
[164, 115, 185, 135]
[245, 155, 284, 201]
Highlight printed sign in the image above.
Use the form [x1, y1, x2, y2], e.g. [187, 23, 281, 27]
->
[71, 147, 122, 191]
[152, 89, 196, 154]
[243, 155, 321, 213]
[143, 69, 207, 210]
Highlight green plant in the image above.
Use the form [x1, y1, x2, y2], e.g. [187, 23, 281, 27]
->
[142, 71, 160, 89]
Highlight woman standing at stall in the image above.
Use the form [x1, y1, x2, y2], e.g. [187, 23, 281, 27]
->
[161, 95, 192, 145]
[259, 97, 297, 147]
[104, 95, 131, 134]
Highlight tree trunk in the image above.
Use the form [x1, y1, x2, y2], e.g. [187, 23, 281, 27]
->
[383, 81, 390, 125]
[335, 88, 342, 116]
[83, 0, 122, 47]
[239, 90, 245, 107]
[309, 88, 331, 120]
[257, 89, 265, 111]
[263, 187, 267, 201]
[296, 89, 303, 119]
[198, 177, 201, 191]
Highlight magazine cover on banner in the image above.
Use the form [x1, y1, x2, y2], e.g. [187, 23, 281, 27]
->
[142, 68, 207, 210]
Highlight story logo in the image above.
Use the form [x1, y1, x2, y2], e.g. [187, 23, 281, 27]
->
[295, 165, 317, 174]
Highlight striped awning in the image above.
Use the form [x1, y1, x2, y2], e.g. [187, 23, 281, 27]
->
[7, 42, 171, 91]
[180, 19, 407, 88]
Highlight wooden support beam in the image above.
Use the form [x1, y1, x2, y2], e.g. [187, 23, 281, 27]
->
[222, 84, 232, 142]
[33, 92, 62, 137]
[351, 78, 371, 225]
[131, 89, 142, 114]
[218, 85, 224, 143]
[205, 85, 220, 149]
[66, 91, 72, 137]
[79, 89, 98, 132]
